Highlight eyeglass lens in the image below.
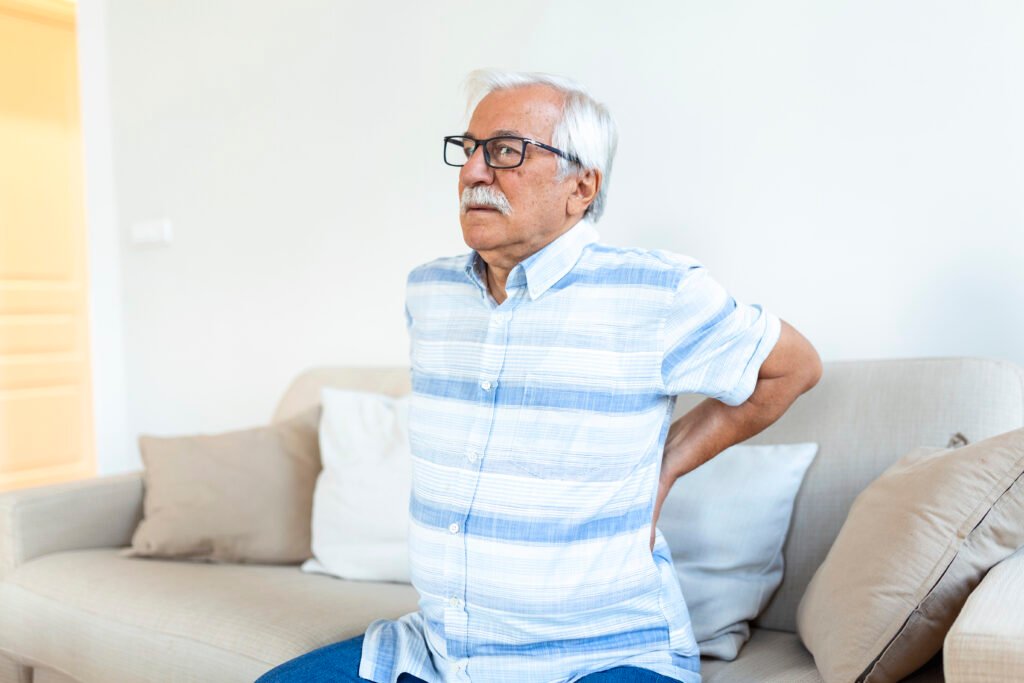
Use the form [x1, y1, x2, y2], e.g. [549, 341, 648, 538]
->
[445, 137, 525, 168]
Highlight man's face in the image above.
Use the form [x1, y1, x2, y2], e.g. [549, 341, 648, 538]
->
[459, 85, 580, 266]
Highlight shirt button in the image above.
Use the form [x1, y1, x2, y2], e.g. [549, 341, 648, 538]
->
[448, 596, 463, 608]
[467, 450, 479, 463]
[448, 522, 460, 534]
[491, 313, 507, 324]
[480, 380, 492, 391]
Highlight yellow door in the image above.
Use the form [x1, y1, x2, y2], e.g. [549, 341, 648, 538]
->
[0, 0, 95, 491]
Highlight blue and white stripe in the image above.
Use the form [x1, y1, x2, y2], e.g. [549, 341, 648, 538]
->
[359, 221, 781, 683]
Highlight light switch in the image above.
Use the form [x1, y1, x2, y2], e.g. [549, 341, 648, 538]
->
[130, 218, 173, 245]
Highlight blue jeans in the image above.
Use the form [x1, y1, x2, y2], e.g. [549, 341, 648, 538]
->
[255, 634, 685, 682]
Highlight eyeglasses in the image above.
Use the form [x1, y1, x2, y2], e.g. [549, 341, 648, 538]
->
[443, 135, 582, 169]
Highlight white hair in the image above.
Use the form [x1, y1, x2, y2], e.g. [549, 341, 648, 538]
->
[462, 68, 618, 223]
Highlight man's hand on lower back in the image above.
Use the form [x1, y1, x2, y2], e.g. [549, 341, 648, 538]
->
[649, 426, 705, 551]
[650, 473, 674, 551]
[649, 329, 823, 551]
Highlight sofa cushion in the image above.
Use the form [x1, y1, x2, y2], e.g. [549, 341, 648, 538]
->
[0, 548, 948, 683]
[699, 627, 945, 683]
[944, 546, 1024, 682]
[0, 548, 419, 681]
[123, 405, 322, 565]
[23, 666, 78, 683]
[796, 427, 1024, 683]
[698, 627, 824, 683]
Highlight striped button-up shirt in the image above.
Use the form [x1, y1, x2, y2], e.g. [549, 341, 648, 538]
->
[359, 221, 781, 683]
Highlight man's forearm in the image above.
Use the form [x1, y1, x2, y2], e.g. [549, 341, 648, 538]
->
[661, 371, 812, 479]
[648, 371, 817, 552]
[649, 320, 822, 550]
[663, 319, 822, 479]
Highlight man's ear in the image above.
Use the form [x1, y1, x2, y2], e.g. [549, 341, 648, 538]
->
[566, 169, 602, 218]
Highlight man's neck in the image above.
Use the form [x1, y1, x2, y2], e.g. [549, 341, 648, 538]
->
[477, 219, 582, 306]
[485, 262, 509, 305]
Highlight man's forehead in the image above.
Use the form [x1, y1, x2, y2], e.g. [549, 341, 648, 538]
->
[466, 86, 563, 139]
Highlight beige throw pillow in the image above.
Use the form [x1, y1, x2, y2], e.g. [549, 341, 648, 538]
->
[796, 426, 1024, 683]
[121, 405, 322, 564]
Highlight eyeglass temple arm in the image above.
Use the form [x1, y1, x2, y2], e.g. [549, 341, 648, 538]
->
[528, 139, 582, 166]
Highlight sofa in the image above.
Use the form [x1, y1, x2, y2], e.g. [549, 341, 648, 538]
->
[1, 356, 1022, 683]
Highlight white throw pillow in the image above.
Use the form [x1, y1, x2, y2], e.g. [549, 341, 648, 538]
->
[657, 442, 819, 660]
[300, 387, 412, 583]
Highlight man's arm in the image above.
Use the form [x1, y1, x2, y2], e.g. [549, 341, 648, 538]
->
[650, 319, 822, 550]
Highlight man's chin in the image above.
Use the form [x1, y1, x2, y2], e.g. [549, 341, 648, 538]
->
[460, 212, 508, 247]
[464, 210, 507, 232]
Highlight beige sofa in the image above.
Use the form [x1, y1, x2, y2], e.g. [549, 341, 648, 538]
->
[2, 357, 1023, 683]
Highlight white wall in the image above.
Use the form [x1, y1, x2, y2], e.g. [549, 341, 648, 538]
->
[80, 1, 1024, 474]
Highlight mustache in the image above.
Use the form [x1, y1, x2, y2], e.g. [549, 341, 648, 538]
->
[461, 185, 512, 216]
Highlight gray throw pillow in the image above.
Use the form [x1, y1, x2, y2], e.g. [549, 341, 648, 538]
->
[658, 442, 819, 660]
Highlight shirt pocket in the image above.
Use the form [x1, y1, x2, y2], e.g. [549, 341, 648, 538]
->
[504, 376, 654, 482]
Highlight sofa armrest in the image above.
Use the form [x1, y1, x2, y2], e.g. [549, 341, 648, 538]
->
[0, 471, 144, 580]
[944, 546, 1024, 682]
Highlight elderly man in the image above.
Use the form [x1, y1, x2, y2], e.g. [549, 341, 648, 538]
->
[258, 69, 821, 683]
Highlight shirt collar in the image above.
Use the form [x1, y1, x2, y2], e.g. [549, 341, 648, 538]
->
[463, 221, 600, 301]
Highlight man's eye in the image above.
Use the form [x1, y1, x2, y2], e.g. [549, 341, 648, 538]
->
[495, 144, 514, 156]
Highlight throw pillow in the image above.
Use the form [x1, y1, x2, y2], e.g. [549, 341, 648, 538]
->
[796, 426, 1024, 683]
[300, 387, 413, 583]
[121, 404, 322, 564]
[657, 442, 819, 660]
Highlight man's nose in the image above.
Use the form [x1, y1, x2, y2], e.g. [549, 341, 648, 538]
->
[460, 144, 494, 185]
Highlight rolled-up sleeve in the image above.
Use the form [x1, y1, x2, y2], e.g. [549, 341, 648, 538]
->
[661, 264, 781, 406]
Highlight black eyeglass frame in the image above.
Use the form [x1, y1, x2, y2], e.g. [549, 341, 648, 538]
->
[443, 134, 583, 169]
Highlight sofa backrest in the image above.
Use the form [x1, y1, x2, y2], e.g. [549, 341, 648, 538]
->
[273, 356, 1024, 634]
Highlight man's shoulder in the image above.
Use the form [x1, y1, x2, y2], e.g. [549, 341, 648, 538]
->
[406, 252, 472, 284]
[581, 242, 705, 288]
